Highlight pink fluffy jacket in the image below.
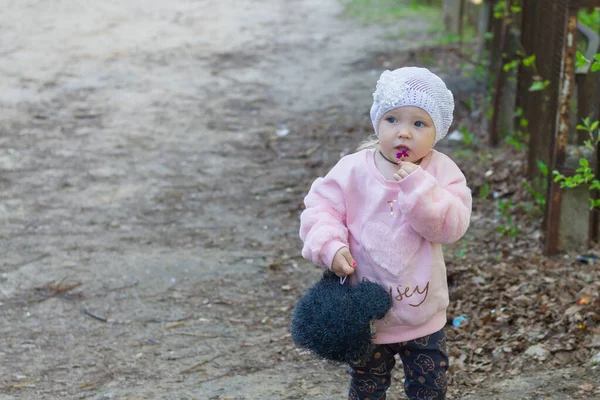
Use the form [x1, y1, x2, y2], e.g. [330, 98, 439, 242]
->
[299, 148, 472, 343]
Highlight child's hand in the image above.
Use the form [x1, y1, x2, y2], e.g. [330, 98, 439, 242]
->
[331, 247, 357, 277]
[393, 161, 419, 181]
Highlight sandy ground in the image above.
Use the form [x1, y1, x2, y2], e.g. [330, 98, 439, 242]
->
[1, 1, 597, 399]
[0, 1, 420, 398]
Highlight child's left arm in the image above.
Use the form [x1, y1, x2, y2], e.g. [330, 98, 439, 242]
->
[396, 157, 472, 244]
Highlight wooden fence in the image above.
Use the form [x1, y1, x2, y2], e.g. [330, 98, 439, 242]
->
[474, 0, 600, 254]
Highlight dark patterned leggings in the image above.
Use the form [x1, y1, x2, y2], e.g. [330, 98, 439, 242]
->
[348, 329, 448, 400]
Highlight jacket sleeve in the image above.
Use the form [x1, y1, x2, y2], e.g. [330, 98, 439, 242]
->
[396, 158, 472, 244]
[299, 175, 349, 268]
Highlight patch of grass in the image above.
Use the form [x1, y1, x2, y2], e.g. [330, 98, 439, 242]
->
[381, 10, 477, 45]
[454, 148, 474, 161]
[425, 22, 445, 34]
[426, 22, 477, 46]
[382, 21, 444, 41]
[415, 52, 437, 67]
[343, 0, 441, 25]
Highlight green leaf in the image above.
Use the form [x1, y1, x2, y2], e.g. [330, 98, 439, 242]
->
[576, 51, 589, 69]
[503, 60, 520, 72]
[479, 183, 490, 199]
[595, 54, 600, 62]
[592, 62, 600, 73]
[577, 124, 588, 131]
[506, 137, 522, 150]
[591, 121, 599, 132]
[529, 80, 549, 92]
[493, 1, 506, 18]
[589, 198, 600, 210]
[537, 160, 548, 176]
[580, 158, 590, 168]
[522, 55, 536, 67]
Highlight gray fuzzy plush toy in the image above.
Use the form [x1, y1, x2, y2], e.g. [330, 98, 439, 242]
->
[290, 269, 392, 364]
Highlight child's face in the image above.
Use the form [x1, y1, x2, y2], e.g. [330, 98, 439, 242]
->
[378, 106, 435, 164]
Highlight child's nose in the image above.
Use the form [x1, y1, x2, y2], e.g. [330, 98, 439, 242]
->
[397, 128, 412, 139]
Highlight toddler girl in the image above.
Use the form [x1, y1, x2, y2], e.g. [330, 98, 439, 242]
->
[299, 67, 472, 399]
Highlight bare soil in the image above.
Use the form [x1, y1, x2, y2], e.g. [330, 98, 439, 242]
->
[1, 1, 599, 399]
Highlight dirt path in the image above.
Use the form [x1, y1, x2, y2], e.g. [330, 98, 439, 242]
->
[0, 1, 434, 398]
[3, 1, 597, 399]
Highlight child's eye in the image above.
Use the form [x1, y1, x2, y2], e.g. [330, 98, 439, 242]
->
[414, 121, 426, 128]
[385, 117, 397, 123]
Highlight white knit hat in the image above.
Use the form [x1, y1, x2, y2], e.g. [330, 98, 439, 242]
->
[370, 67, 454, 145]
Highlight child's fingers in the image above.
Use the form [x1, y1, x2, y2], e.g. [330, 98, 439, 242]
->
[332, 248, 356, 277]
[341, 251, 356, 276]
[394, 170, 407, 180]
[402, 163, 418, 173]
[340, 263, 355, 276]
[333, 265, 354, 278]
[332, 263, 353, 277]
[343, 252, 357, 269]
[395, 163, 417, 180]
